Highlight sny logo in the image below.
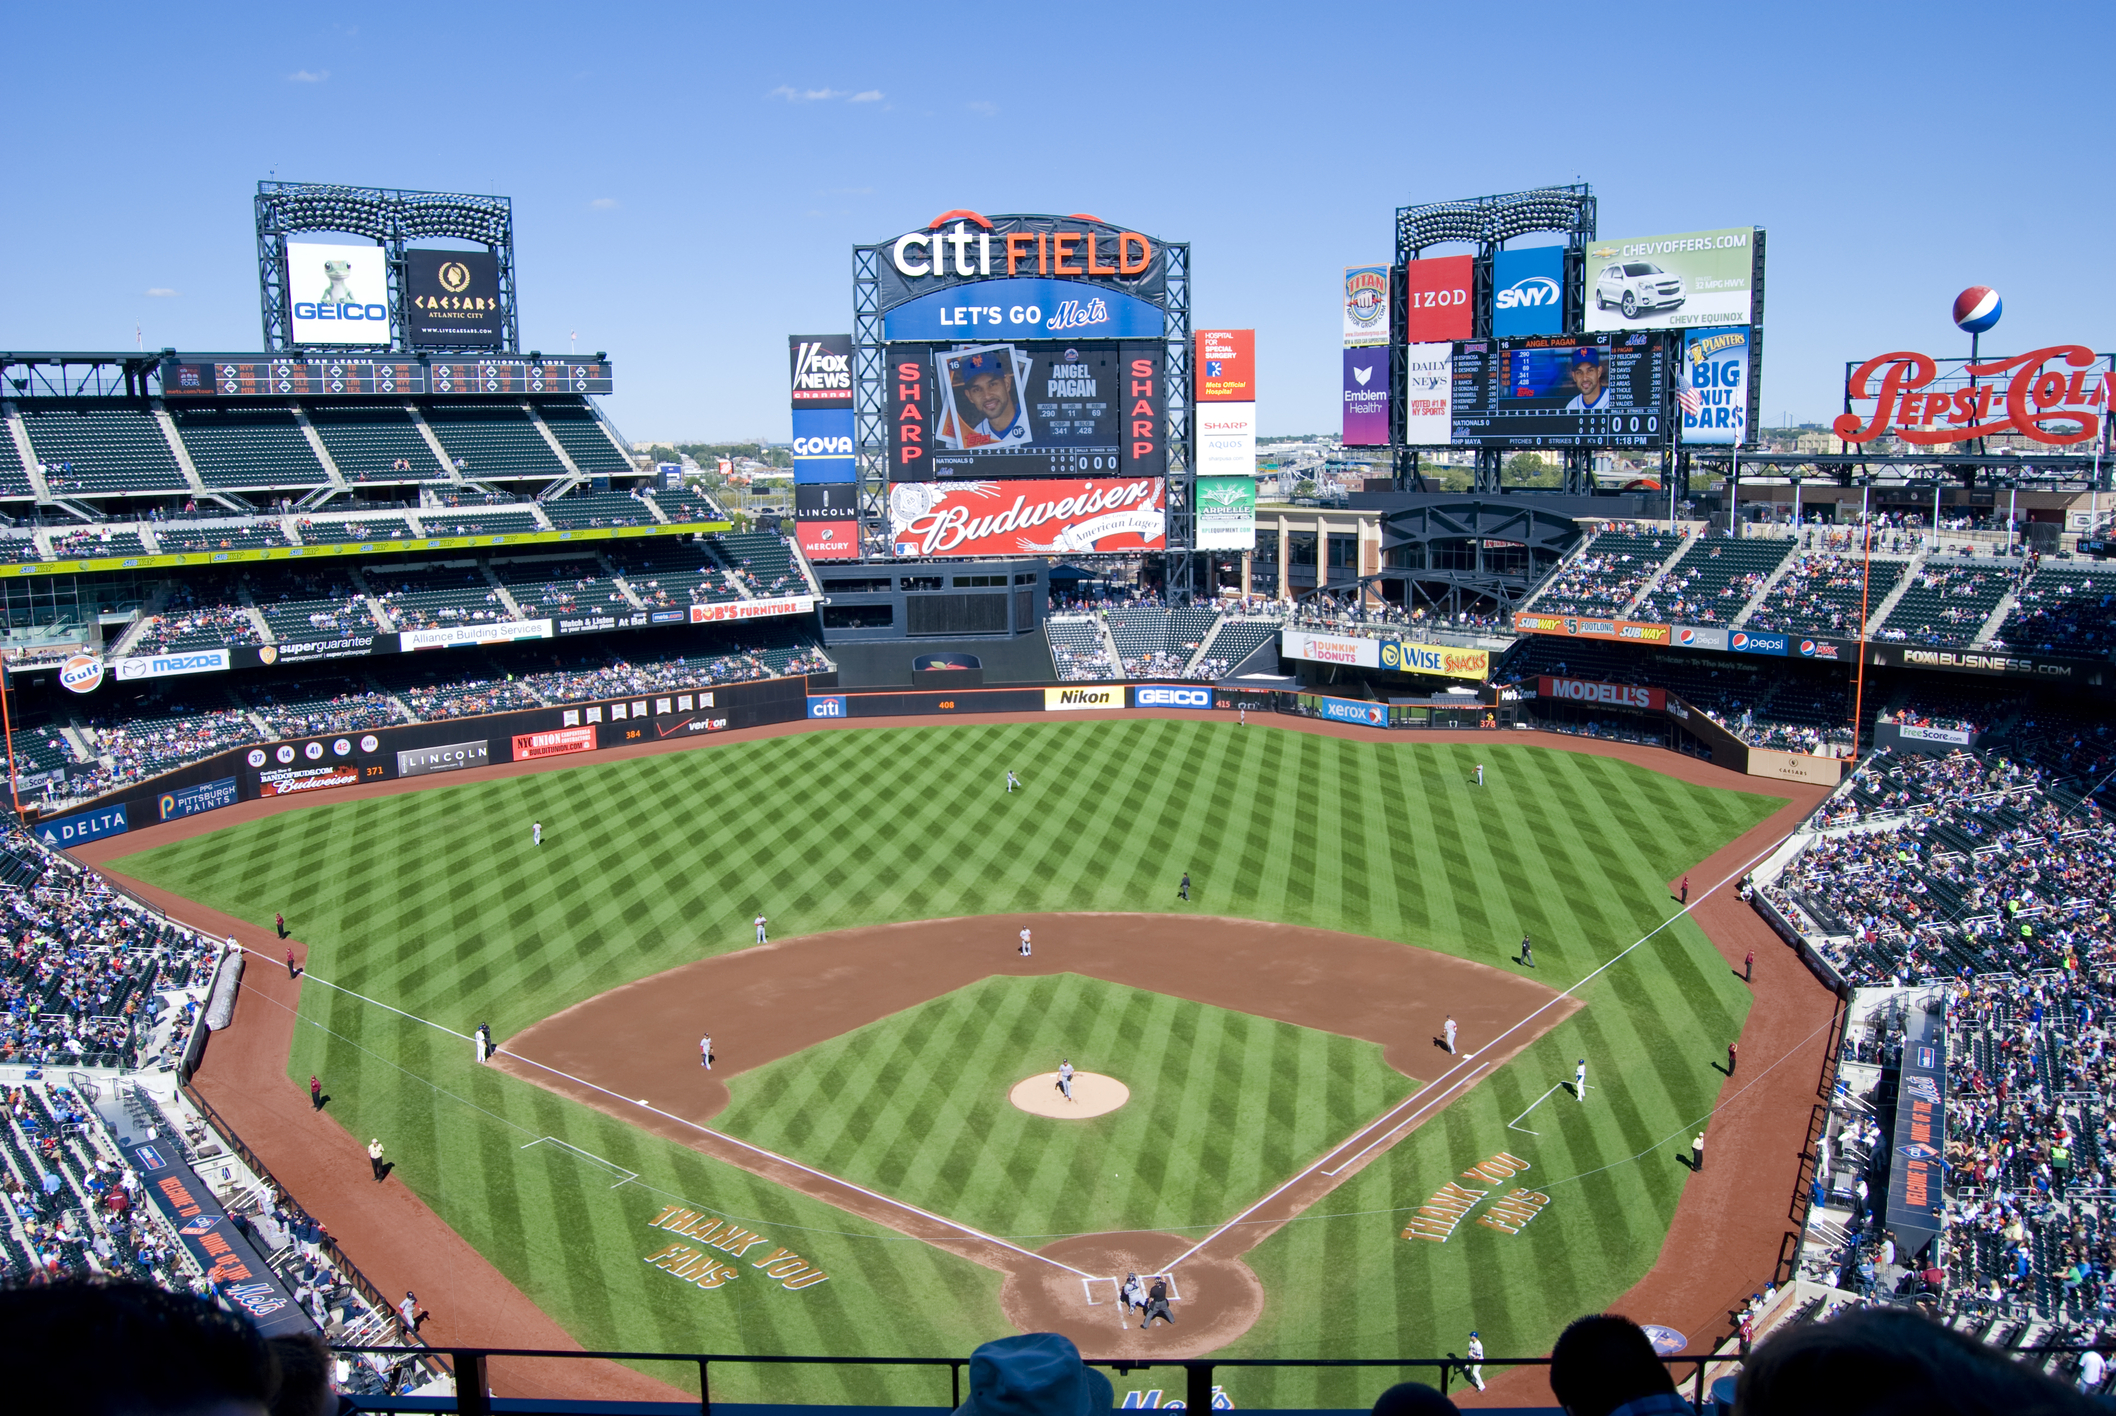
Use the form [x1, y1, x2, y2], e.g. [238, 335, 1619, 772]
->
[1495, 276, 1560, 310]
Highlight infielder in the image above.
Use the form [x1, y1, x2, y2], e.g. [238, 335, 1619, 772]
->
[1575, 1057, 1587, 1100]
[1465, 1332, 1486, 1391]
[474, 1023, 492, 1064]
[700, 1034, 713, 1069]
[1057, 1058, 1074, 1101]
[1019, 927, 1032, 957]
[1006, 770, 1021, 793]
[754, 915, 768, 944]
[532, 821, 542, 846]
[1444, 1015, 1458, 1054]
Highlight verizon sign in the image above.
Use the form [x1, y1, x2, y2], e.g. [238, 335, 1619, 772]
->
[1537, 676, 1665, 710]
[888, 478, 1165, 558]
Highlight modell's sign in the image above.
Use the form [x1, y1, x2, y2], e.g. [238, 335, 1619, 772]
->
[888, 478, 1165, 558]
[1836, 344, 2108, 446]
[1538, 676, 1665, 710]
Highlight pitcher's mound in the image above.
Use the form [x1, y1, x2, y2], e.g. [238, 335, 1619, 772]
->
[1010, 1072, 1129, 1119]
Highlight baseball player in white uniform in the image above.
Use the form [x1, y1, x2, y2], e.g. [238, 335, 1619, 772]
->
[1444, 1016, 1458, 1054]
[1057, 1059, 1075, 1102]
[1576, 1058, 1588, 1100]
[700, 1035, 712, 1069]
[532, 821, 542, 846]
[1019, 928, 1032, 956]
[754, 915, 767, 944]
[1006, 770, 1020, 793]
[1465, 1332, 1486, 1390]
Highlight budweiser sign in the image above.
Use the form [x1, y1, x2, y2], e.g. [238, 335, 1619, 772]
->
[1537, 676, 1665, 711]
[1835, 344, 2108, 447]
[888, 478, 1165, 558]
[688, 595, 818, 624]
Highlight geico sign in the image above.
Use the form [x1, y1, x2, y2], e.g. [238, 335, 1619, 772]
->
[291, 301, 387, 324]
[792, 434, 853, 456]
[892, 210, 1153, 279]
[1136, 686, 1210, 709]
[1835, 344, 2105, 447]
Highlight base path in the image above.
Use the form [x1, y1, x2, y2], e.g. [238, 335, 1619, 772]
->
[495, 913, 1575, 1356]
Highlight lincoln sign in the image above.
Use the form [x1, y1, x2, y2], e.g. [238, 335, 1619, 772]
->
[1836, 343, 2109, 446]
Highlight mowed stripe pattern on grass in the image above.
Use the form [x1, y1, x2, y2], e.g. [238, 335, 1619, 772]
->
[717, 974, 1417, 1239]
[117, 722, 1780, 1396]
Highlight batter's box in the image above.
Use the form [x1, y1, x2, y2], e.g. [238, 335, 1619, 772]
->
[522, 1135, 640, 1189]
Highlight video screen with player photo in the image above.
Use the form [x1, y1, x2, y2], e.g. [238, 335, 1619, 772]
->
[937, 344, 1035, 451]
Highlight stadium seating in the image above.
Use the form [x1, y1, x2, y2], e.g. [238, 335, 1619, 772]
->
[83, 700, 264, 790]
[708, 532, 809, 598]
[533, 401, 631, 473]
[542, 490, 656, 530]
[1046, 616, 1115, 680]
[169, 406, 329, 488]
[0, 423, 33, 497]
[241, 675, 406, 737]
[48, 530, 148, 561]
[602, 541, 745, 607]
[421, 404, 568, 480]
[413, 505, 542, 539]
[369, 566, 513, 632]
[1874, 563, 2017, 646]
[651, 486, 727, 525]
[129, 581, 263, 652]
[1747, 553, 1911, 637]
[1188, 619, 1279, 680]
[1528, 530, 1684, 616]
[1992, 566, 2116, 657]
[19, 405, 189, 495]
[156, 523, 289, 553]
[294, 514, 415, 545]
[1631, 536, 1793, 625]
[248, 568, 378, 643]
[491, 556, 633, 616]
[367, 655, 546, 720]
[0, 536, 43, 564]
[305, 405, 443, 483]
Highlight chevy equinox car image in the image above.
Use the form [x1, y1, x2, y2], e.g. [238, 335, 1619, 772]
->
[1594, 261, 1684, 319]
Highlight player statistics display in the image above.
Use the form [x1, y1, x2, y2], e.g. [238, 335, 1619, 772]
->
[886, 341, 1164, 481]
[1451, 333, 1667, 449]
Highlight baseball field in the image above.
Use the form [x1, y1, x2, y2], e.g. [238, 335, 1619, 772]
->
[110, 717, 1787, 1406]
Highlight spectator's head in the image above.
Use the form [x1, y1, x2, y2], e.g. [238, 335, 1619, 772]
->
[267, 1331, 336, 1416]
[0, 1279, 280, 1414]
[1371, 1381, 1458, 1416]
[1735, 1307, 2090, 1416]
[954, 1333, 1111, 1416]
[1549, 1314, 1676, 1416]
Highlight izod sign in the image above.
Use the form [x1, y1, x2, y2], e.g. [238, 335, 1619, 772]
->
[1836, 344, 2108, 447]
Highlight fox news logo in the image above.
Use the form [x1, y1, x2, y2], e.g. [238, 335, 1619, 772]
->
[791, 340, 851, 396]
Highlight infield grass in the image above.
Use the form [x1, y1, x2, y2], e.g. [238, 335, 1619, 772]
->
[116, 720, 1783, 1400]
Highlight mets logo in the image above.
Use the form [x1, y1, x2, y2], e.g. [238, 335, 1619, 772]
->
[178, 1216, 219, 1238]
[1898, 1142, 1941, 1162]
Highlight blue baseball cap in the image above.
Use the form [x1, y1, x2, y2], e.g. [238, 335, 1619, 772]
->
[1571, 347, 1601, 366]
[953, 352, 1007, 384]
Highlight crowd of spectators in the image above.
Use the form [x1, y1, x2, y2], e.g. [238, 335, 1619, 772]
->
[1524, 530, 1683, 617]
[129, 585, 263, 653]
[1995, 565, 2116, 657]
[1747, 552, 1905, 637]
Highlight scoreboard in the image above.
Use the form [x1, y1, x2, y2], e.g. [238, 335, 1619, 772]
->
[1450, 333, 1666, 449]
[885, 340, 1166, 481]
[161, 357, 614, 398]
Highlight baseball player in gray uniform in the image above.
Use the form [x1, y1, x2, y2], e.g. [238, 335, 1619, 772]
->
[1057, 1058, 1075, 1101]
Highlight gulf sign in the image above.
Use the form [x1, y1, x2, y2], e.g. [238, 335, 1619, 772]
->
[1511, 612, 1673, 646]
[1538, 676, 1665, 710]
[59, 653, 104, 694]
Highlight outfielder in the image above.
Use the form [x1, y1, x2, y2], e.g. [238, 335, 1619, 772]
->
[1575, 1057, 1587, 1100]
[1444, 1015, 1458, 1054]
[1465, 1332, 1486, 1391]
[1006, 770, 1021, 793]
[754, 914, 768, 944]
[700, 1034, 713, 1070]
[1474, 764, 1484, 787]
[532, 821, 542, 846]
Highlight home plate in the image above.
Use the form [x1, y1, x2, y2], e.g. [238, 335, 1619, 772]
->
[1009, 1072, 1129, 1119]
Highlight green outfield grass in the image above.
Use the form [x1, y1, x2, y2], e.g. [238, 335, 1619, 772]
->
[716, 974, 1417, 1238]
[115, 720, 1783, 1400]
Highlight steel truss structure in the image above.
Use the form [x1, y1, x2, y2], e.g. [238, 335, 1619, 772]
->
[255, 181, 519, 355]
[1393, 186, 1598, 495]
[1, 352, 167, 399]
[851, 238, 1194, 589]
[1310, 497, 1583, 614]
[1679, 449, 2113, 493]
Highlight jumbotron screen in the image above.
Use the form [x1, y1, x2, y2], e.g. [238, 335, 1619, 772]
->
[886, 340, 1165, 481]
[1450, 333, 1667, 449]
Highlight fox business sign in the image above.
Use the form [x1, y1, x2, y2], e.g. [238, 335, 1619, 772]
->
[286, 241, 389, 345]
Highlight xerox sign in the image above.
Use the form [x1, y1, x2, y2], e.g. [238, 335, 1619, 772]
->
[1133, 685, 1211, 709]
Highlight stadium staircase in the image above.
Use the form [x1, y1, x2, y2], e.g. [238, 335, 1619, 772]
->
[150, 401, 249, 514]
[3, 405, 45, 500]
[479, 563, 528, 620]
[1729, 544, 1804, 627]
[1182, 616, 1232, 676]
[592, 550, 649, 609]
[1618, 538, 1693, 616]
[290, 406, 350, 498]
[524, 403, 586, 492]
[1974, 584, 2024, 646]
[1099, 615, 1124, 672]
[345, 567, 397, 632]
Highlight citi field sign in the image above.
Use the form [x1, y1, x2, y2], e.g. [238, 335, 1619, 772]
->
[869, 211, 1173, 341]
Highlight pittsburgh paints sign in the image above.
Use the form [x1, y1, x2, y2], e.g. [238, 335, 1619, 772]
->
[645, 1207, 830, 1294]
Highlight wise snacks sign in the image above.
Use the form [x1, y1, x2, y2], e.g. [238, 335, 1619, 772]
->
[1836, 344, 2108, 446]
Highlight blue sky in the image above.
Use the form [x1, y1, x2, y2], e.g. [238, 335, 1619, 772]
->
[3, 3, 2108, 442]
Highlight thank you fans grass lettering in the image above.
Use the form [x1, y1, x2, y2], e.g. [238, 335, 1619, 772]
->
[1400, 1153, 1537, 1243]
[645, 1207, 831, 1293]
